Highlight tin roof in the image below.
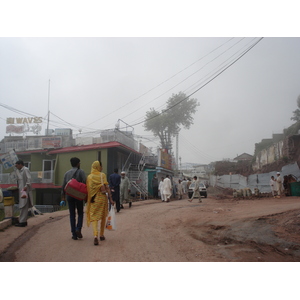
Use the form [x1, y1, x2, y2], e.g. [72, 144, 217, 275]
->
[47, 141, 140, 154]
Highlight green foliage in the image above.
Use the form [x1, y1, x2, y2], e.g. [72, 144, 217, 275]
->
[291, 95, 300, 122]
[284, 121, 300, 137]
[144, 92, 199, 149]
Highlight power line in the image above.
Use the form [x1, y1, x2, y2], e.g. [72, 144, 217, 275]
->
[123, 37, 264, 129]
[84, 37, 237, 128]
[118, 38, 260, 127]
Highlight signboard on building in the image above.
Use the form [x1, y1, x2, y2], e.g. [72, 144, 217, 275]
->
[158, 149, 172, 170]
[6, 116, 43, 134]
[42, 137, 62, 148]
[0, 150, 19, 170]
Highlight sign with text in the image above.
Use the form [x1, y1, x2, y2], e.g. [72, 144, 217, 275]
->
[158, 149, 173, 170]
[0, 150, 19, 170]
[42, 137, 62, 148]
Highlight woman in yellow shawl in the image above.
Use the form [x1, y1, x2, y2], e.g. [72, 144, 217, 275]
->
[86, 161, 114, 245]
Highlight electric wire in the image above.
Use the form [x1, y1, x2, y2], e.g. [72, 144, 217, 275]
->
[83, 37, 236, 128]
[121, 37, 264, 130]
[113, 38, 247, 125]
[116, 37, 261, 127]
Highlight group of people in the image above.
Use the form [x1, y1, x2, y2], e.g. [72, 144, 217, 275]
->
[13, 157, 131, 246]
[61, 158, 131, 245]
[270, 172, 283, 198]
[154, 175, 194, 202]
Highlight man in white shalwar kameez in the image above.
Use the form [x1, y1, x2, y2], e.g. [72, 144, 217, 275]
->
[158, 177, 165, 202]
[15, 160, 34, 227]
[163, 175, 172, 202]
[120, 171, 131, 208]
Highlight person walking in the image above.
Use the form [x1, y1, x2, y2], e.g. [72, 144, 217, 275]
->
[14, 160, 34, 227]
[109, 168, 121, 212]
[177, 179, 183, 200]
[62, 157, 87, 240]
[276, 172, 283, 198]
[181, 178, 188, 194]
[188, 176, 202, 203]
[152, 174, 159, 199]
[120, 171, 131, 208]
[163, 175, 172, 202]
[86, 161, 114, 246]
[270, 175, 277, 197]
[158, 177, 165, 202]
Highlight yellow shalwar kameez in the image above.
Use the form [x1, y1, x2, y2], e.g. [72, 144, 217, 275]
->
[86, 161, 109, 237]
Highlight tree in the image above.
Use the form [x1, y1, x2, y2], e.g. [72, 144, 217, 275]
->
[144, 92, 199, 150]
[291, 95, 300, 121]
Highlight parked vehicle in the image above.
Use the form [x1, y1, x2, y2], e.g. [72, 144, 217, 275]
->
[188, 182, 207, 198]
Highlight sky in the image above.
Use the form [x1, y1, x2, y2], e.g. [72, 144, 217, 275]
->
[1, 2, 300, 169]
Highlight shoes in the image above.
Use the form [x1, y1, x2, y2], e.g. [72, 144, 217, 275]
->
[117, 210, 120, 213]
[120, 205, 124, 209]
[188, 199, 192, 202]
[72, 235, 78, 240]
[15, 222, 27, 227]
[100, 236, 105, 241]
[129, 202, 132, 208]
[94, 237, 99, 245]
[198, 200, 202, 203]
[76, 229, 83, 239]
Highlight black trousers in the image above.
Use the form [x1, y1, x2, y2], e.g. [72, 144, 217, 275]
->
[111, 187, 120, 211]
[153, 186, 159, 199]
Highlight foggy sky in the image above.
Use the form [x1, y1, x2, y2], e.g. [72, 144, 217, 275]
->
[1, 37, 300, 165]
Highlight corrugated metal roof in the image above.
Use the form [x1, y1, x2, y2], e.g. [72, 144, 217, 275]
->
[47, 141, 140, 154]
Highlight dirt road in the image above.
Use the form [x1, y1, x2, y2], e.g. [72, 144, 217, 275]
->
[1, 193, 300, 262]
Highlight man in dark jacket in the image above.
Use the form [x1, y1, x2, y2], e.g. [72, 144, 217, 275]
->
[152, 174, 159, 199]
[109, 168, 121, 212]
[62, 157, 86, 240]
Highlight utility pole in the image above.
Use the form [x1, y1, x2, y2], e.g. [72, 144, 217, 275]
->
[46, 79, 50, 135]
[176, 133, 179, 174]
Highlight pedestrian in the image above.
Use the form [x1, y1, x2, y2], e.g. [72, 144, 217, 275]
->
[270, 175, 277, 197]
[152, 174, 159, 199]
[163, 175, 172, 202]
[276, 172, 283, 198]
[188, 176, 202, 203]
[181, 178, 188, 194]
[158, 177, 165, 202]
[109, 168, 121, 212]
[62, 157, 87, 240]
[120, 171, 131, 208]
[14, 160, 34, 227]
[86, 161, 114, 246]
[177, 179, 183, 200]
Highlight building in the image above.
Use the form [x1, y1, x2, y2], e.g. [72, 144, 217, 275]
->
[0, 129, 150, 206]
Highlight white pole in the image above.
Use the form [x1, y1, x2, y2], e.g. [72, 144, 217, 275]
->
[47, 79, 50, 135]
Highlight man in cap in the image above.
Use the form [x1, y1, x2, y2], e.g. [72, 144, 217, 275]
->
[276, 172, 283, 198]
[120, 171, 131, 208]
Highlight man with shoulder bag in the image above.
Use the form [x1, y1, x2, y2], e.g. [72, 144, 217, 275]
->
[62, 157, 87, 240]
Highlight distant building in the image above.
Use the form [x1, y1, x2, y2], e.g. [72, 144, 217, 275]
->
[233, 153, 253, 162]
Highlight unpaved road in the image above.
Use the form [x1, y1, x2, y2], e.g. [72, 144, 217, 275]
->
[1, 194, 300, 262]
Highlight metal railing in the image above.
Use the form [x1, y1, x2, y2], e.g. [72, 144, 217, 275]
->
[0, 170, 54, 185]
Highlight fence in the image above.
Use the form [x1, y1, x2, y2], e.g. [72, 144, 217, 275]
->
[210, 162, 300, 193]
